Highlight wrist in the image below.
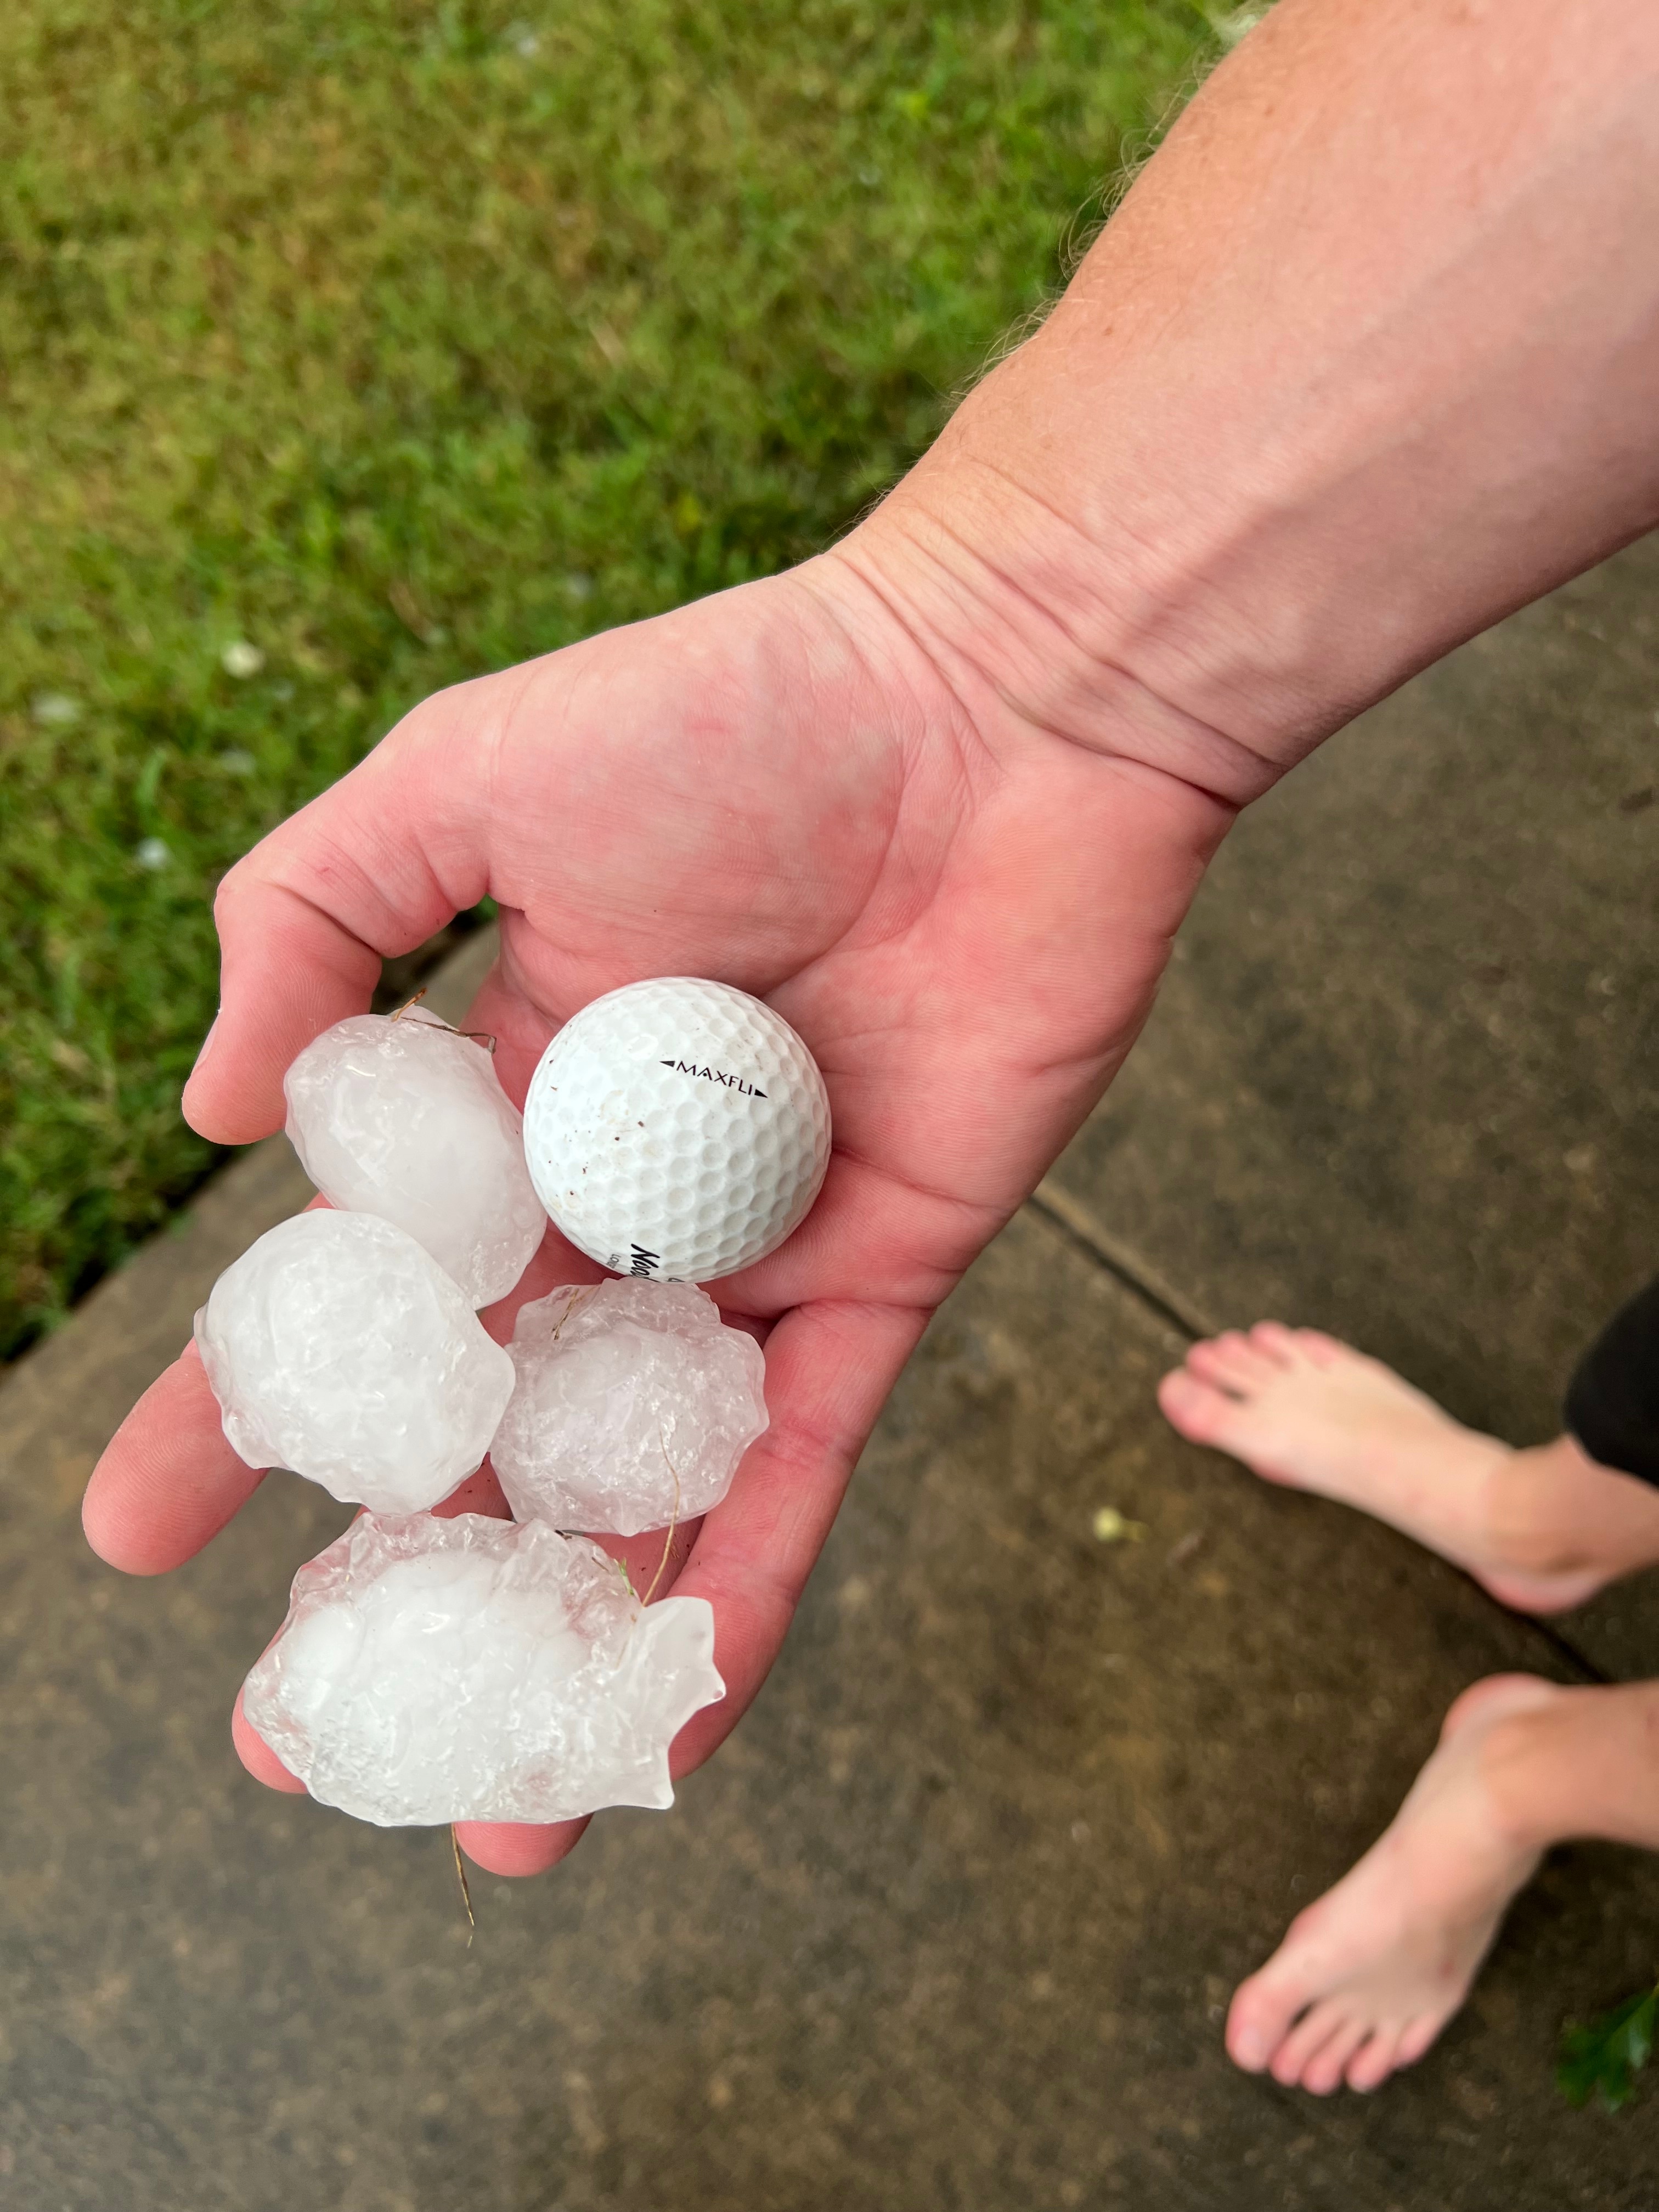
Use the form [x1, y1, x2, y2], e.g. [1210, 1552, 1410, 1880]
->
[822, 419, 1288, 811]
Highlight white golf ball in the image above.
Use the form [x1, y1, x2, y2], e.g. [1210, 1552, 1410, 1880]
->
[522, 978, 831, 1282]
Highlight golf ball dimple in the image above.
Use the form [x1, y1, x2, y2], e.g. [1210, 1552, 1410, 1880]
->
[522, 978, 831, 1282]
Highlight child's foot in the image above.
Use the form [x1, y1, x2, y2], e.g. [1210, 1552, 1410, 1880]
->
[1226, 1674, 1561, 2092]
[1157, 1324, 1655, 1612]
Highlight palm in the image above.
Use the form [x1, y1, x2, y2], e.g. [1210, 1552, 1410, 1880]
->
[84, 553, 1226, 1874]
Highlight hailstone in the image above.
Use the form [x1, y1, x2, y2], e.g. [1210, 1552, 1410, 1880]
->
[284, 1008, 544, 1307]
[490, 1279, 768, 1536]
[242, 1510, 725, 1826]
[195, 1210, 515, 1514]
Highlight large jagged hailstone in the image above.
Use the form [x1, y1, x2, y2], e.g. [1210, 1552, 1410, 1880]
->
[491, 1279, 769, 1536]
[284, 1008, 544, 1307]
[195, 1210, 515, 1513]
[242, 1511, 725, 1826]
[522, 977, 831, 1282]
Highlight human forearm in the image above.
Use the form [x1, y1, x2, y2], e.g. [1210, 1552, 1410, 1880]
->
[835, 0, 1659, 799]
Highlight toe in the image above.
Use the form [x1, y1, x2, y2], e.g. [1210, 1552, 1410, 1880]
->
[1346, 2024, 1406, 2092]
[1158, 1369, 1244, 1448]
[1249, 1321, 1300, 1366]
[1229, 1899, 1364, 2081]
[1187, 1332, 1274, 1392]
[1301, 2015, 1372, 2096]
[1392, 2013, 1447, 2072]
[1270, 1998, 1351, 2087]
[1293, 1328, 1348, 1367]
[1227, 1970, 1303, 2074]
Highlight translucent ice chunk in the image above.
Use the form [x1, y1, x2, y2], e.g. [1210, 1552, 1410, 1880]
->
[242, 1511, 725, 1826]
[490, 1279, 768, 1536]
[195, 1210, 515, 1514]
[284, 1008, 544, 1307]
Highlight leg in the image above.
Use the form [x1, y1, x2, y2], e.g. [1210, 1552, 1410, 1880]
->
[1157, 1323, 1659, 1611]
[1229, 1675, 1659, 2092]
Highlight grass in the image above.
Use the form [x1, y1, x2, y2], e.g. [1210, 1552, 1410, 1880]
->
[0, 0, 1221, 1358]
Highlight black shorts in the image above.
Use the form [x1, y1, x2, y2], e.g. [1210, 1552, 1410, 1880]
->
[1565, 1277, 1659, 1487]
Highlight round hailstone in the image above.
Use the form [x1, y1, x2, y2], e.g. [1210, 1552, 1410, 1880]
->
[491, 1279, 769, 1536]
[242, 1511, 725, 1826]
[195, 1210, 515, 1514]
[284, 1008, 545, 1308]
[521, 977, 831, 1283]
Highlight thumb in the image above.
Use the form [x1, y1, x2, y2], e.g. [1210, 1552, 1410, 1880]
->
[182, 683, 498, 1143]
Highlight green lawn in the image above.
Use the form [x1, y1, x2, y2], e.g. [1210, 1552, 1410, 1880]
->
[1, 0, 1222, 1358]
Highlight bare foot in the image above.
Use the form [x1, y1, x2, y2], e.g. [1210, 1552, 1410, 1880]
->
[1156, 1324, 1659, 1612]
[1226, 1675, 1561, 2093]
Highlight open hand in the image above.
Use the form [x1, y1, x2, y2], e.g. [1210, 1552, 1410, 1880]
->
[83, 524, 1231, 1875]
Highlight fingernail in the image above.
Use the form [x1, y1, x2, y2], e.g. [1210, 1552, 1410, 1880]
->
[1232, 2028, 1265, 2067]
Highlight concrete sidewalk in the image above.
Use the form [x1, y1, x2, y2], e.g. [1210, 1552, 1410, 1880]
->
[2, 541, 1656, 2211]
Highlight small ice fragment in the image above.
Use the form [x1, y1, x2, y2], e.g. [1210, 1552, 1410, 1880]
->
[284, 1008, 545, 1307]
[491, 1279, 768, 1536]
[221, 639, 264, 678]
[32, 691, 82, 727]
[242, 1511, 725, 1826]
[194, 1210, 514, 1513]
[134, 836, 171, 872]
